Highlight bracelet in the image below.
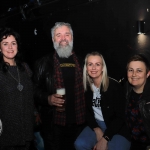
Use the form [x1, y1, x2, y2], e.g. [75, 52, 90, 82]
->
[103, 135, 110, 141]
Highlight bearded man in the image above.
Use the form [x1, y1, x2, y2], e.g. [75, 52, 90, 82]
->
[34, 22, 86, 150]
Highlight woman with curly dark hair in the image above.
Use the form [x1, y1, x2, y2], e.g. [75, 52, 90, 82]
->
[0, 27, 34, 150]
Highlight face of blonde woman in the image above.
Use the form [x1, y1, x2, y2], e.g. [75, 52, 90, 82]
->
[86, 55, 103, 80]
[0, 35, 18, 63]
[127, 61, 149, 93]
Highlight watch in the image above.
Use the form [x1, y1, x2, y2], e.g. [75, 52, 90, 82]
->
[103, 135, 110, 141]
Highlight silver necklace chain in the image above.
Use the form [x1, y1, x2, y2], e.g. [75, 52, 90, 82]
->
[8, 67, 24, 91]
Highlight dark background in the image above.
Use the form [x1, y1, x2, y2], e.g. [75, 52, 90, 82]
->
[0, 0, 150, 80]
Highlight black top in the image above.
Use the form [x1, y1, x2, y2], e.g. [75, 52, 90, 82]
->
[0, 65, 34, 146]
[59, 55, 76, 124]
[125, 77, 150, 141]
[126, 90, 149, 143]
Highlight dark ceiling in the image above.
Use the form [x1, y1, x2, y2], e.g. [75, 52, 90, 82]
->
[1, 0, 150, 80]
[0, 0, 94, 24]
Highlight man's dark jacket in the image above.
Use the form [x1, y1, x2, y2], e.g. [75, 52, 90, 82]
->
[33, 53, 84, 130]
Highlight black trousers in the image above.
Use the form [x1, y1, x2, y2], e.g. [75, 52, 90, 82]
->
[42, 123, 85, 150]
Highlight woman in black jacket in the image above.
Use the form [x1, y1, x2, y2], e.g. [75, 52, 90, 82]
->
[125, 54, 150, 150]
[74, 51, 131, 150]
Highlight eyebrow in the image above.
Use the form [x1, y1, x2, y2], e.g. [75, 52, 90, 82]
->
[128, 67, 143, 70]
[65, 32, 71, 34]
[88, 62, 101, 63]
[55, 33, 61, 36]
[2, 41, 17, 43]
[55, 32, 71, 36]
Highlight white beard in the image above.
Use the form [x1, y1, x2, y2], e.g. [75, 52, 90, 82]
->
[54, 40, 73, 58]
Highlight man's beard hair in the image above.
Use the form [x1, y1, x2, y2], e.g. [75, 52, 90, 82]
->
[54, 40, 73, 58]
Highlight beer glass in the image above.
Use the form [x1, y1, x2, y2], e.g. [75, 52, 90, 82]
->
[56, 88, 66, 112]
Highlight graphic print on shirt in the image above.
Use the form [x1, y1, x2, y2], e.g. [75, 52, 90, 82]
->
[92, 97, 101, 107]
[92, 84, 104, 121]
[60, 63, 75, 67]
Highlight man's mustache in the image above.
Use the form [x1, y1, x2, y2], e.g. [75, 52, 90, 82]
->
[59, 40, 69, 45]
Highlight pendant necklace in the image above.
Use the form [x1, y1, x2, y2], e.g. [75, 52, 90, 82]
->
[8, 67, 24, 91]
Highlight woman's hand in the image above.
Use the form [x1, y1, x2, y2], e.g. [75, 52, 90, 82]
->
[93, 137, 108, 150]
[94, 127, 103, 141]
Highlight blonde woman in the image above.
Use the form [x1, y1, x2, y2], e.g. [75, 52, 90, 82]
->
[74, 52, 131, 150]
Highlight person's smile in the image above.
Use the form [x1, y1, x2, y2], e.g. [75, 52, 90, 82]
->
[90, 71, 98, 74]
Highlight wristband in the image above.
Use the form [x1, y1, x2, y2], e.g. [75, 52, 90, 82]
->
[103, 135, 110, 141]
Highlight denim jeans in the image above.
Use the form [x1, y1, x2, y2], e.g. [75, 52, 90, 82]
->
[34, 132, 45, 150]
[74, 120, 131, 150]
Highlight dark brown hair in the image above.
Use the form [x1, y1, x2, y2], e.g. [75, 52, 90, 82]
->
[0, 27, 24, 72]
[126, 53, 150, 74]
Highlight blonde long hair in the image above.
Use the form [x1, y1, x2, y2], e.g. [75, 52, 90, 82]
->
[83, 51, 109, 92]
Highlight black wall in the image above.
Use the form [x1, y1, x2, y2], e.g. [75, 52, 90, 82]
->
[1, 0, 150, 80]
